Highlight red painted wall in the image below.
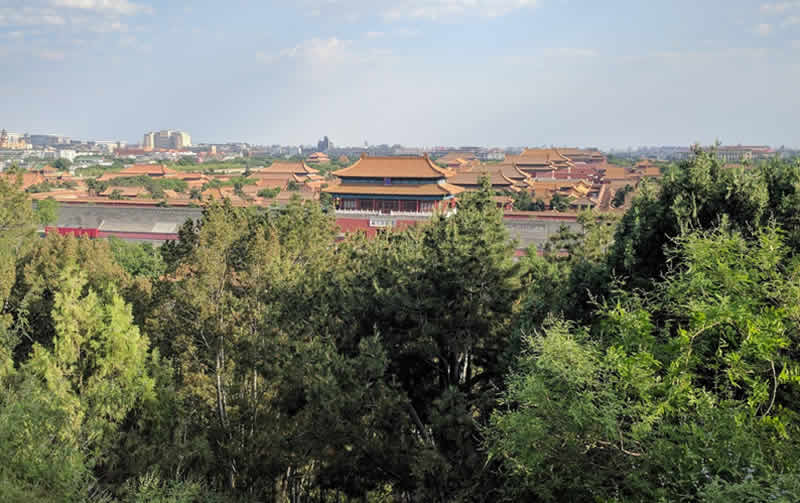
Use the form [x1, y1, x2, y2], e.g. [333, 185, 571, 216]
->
[335, 218, 424, 237]
[45, 226, 99, 238]
[335, 218, 378, 237]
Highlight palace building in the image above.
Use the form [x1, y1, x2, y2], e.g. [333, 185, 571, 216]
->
[511, 148, 574, 176]
[556, 148, 606, 164]
[323, 154, 464, 235]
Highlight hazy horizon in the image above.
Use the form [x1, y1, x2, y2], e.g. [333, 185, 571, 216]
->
[2, 0, 799, 149]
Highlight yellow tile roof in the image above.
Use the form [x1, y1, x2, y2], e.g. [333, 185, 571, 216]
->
[257, 161, 319, 175]
[332, 155, 453, 179]
[97, 164, 177, 181]
[604, 165, 630, 179]
[447, 170, 515, 187]
[478, 163, 530, 180]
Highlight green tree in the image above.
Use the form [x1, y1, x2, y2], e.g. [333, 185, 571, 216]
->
[108, 237, 166, 281]
[512, 190, 546, 211]
[86, 178, 109, 196]
[0, 176, 36, 372]
[549, 192, 571, 212]
[7, 233, 143, 359]
[52, 158, 72, 171]
[611, 184, 633, 207]
[35, 197, 59, 226]
[607, 148, 792, 285]
[340, 179, 525, 499]
[0, 267, 154, 501]
[520, 211, 618, 327]
[0, 176, 36, 315]
[257, 187, 281, 198]
[490, 225, 800, 502]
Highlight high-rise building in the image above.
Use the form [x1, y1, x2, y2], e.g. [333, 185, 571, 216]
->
[317, 136, 331, 152]
[155, 130, 173, 149]
[172, 131, 191, 149]
[143, 130, 192, 150]
[143, 132, 155, 150]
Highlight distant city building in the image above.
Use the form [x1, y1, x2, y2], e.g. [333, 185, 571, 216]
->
[0, 130, 31, 150]
[171, 131, 191, 149]
[29, 134, 69, 147]
[713, 145, 773, 163]
[480, 149, 506, 161]
[93, 140, 126, 153]
[155, 131, 173, 149]
[317, 136, 332, 152]
[143, 132, 155, 150]
[142, 130, 192, 150]
[392, 146, 424, 156]
[58, 149, 77, 162]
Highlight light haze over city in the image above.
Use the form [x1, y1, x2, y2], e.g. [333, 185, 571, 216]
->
[1, 0, 799, 148]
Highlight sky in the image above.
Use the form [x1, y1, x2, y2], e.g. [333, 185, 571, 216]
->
[1, 0, 799, 149]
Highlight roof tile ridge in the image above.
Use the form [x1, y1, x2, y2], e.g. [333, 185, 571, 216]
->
[332, 156, 363, 176]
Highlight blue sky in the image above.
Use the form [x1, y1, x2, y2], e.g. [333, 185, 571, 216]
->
[1, 0, 799, 148]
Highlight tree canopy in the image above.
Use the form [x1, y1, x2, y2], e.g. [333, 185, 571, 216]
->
[1, 152, 800, 501]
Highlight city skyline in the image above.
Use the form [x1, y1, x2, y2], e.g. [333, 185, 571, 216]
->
[2, 0, 799, 148]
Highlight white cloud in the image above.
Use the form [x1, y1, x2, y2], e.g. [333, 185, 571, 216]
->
[0, 7, 66, 26]
[760, 2, 800, 26]
[50, 0, 152, 16]
[89, 19, 128, 32]
[366, 31, 384, 38]
[541, 48, 597, 58]
[756, 23, 772, 35]
[35, 49, 66, 61]
[384, 0, 538, 20]
[120, 34, 151, 52]
[761, 1, 800, 14]
[256, 37, 392, 81]
[0, 1, 150, 44]
[258, 38, 360, 65]
[300, 0, 538, 21]
[395, 27, 419, 37]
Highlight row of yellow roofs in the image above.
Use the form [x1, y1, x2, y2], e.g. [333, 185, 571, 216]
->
[605, 160, 662, 180]
[306, 152, 330, 164]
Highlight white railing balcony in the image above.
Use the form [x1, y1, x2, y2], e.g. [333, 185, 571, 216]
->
[334, 208, 456, 217]
[390, 210, 434, 217]
[335, 209, 382, 215]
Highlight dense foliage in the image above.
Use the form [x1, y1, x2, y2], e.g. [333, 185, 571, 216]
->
[611, 184, 633, 207]
[1, 154, 800, 502]
[27, 180, 78, 193]
[512, 190, 546, 211]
